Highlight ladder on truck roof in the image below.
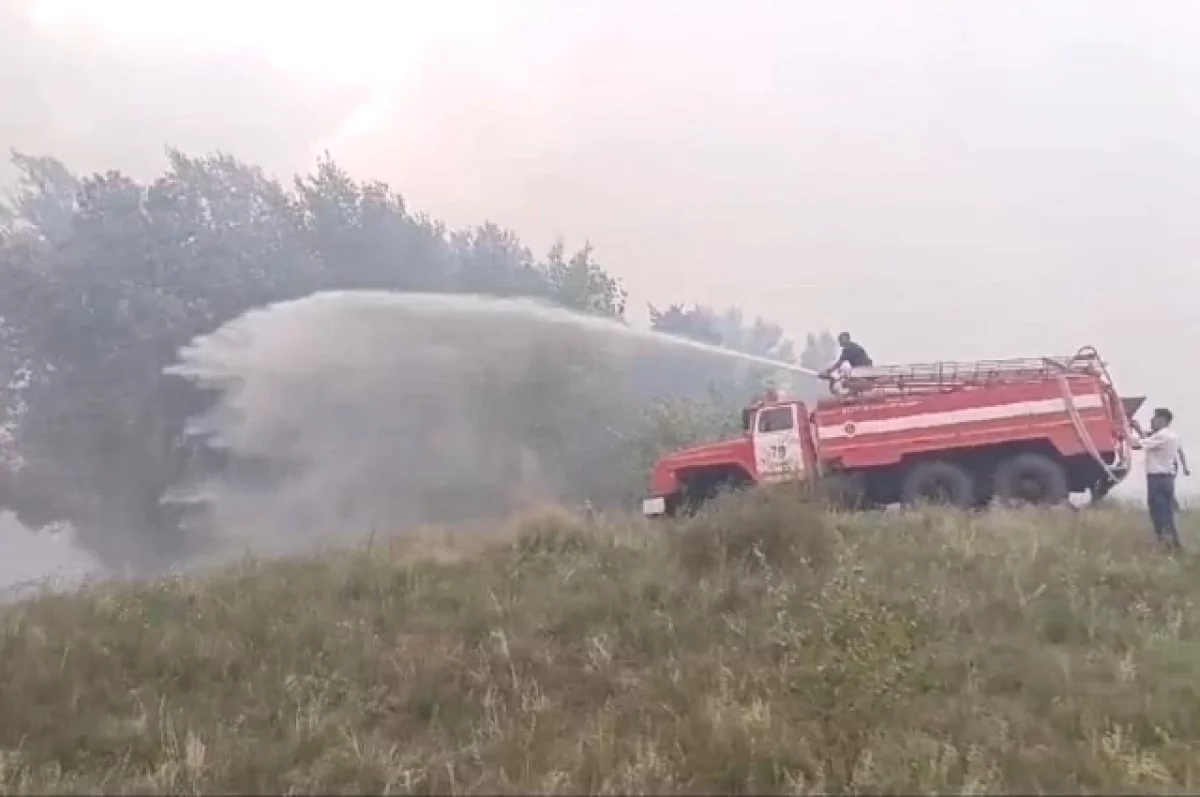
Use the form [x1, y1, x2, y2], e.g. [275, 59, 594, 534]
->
[833, 347, 1109, 398]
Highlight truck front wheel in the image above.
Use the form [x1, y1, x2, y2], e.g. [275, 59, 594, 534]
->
[823, 470, 868, 510]
[991, 452, 1069, 505]
[899, 460, 976, 508]
[678, 473, 750, 516]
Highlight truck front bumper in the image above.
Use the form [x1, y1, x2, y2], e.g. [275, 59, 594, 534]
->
[641, 496, 668, 517]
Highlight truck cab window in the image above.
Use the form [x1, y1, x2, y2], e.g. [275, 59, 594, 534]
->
[757, 407, 794, 433]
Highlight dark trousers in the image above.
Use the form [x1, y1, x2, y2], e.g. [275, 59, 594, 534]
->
[1147, 473, 1181, 549]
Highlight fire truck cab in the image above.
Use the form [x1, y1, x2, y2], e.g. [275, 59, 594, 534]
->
[641, 347, 1143, 516]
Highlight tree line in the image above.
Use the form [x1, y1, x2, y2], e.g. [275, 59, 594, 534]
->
[0, 149, 839, 568]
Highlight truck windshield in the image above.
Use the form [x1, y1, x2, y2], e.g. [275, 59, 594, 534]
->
[757, 407, 793, 433]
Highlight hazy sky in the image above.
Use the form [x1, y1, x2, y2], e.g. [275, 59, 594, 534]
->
[4, 0, 1200, 425]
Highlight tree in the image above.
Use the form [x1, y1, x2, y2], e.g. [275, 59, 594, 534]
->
[449, 222, 543, 298]
[0, 147, 637, 569]
[648, 303, 724, 346]
[294, 153, 451, 294]
[0, 151, 79, 241]
[542, 240, 627, 318]
[648, 302, 797, 362]
[646, 302, 813, 402]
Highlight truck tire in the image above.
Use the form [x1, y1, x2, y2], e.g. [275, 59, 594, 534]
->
[678, 486, 709, 516]
[678, 472, 749, 516]
[900, 460, 976, 508]
[992, 452, 1069, 505]
[823, 470, 868, 510]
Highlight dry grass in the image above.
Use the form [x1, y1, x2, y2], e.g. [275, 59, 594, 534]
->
[3, 491, 1200, 794]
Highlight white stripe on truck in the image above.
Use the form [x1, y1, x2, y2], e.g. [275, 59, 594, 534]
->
[816, 394, 1106, 441]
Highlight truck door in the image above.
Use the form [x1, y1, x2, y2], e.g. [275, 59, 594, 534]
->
[754, 404, 805, 483]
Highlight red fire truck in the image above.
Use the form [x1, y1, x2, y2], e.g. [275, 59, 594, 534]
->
[641, 346, 1145, 515]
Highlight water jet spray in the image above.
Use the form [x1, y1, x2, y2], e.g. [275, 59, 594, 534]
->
[164, 289, 820, 559]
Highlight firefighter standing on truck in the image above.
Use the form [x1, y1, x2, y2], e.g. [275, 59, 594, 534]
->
[819, 332, 873, 378]
[1130, 407, 1188, 552]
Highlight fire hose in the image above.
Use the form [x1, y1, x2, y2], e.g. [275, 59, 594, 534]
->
[1052, 347, 1128, 487]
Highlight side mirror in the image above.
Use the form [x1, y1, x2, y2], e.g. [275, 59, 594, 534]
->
[741, 408, 753, 433]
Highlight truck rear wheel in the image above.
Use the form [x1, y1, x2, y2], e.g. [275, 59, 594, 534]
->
[900, 460, 976, 508]
[992, 452, 1068, 505]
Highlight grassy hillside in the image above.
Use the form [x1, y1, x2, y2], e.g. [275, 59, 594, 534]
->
[2, 493, 1200, 794]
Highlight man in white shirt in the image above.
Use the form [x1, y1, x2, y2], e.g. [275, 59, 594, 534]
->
[1130, 407, 1188, 551]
